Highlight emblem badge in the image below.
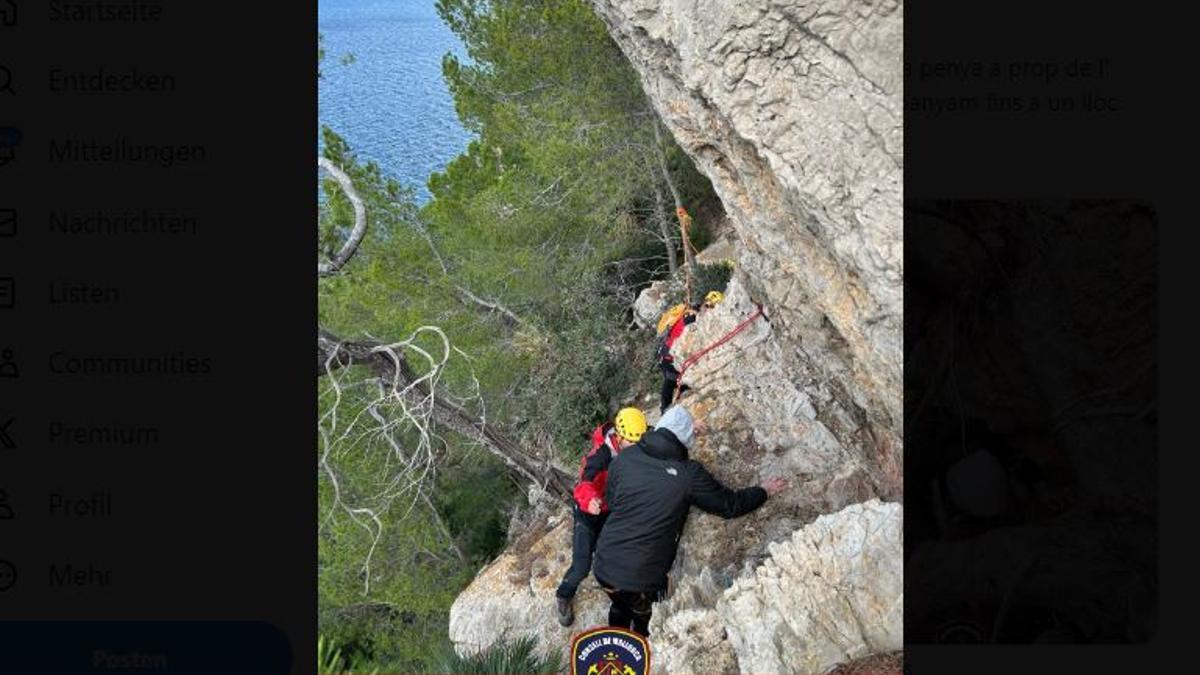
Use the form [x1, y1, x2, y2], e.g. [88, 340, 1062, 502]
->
[571, 627, 650, 675]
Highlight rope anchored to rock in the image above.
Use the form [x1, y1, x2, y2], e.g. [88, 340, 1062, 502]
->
[673, 301, 768, 403]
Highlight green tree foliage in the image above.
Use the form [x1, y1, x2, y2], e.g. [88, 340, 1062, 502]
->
[319, 128, 520, 675]
[425, 0, 717, 449]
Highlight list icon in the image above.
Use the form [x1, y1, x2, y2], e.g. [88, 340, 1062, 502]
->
[0, 348, 16, 378]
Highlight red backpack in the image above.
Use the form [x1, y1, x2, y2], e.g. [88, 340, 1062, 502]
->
[575, 422, 619, 512]
[590, 422, 614, 453]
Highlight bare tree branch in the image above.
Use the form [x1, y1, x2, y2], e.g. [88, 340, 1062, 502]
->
[651, 119, 684, 211]
[318, 156, 369, 277]
[652, 182, 678, 274]
[409, 210, 531, 329]
[454, 284, 527, 327]
[318, 327, 573, 501]
[316, 156, 367, 276]
[652, 119, 697, 300]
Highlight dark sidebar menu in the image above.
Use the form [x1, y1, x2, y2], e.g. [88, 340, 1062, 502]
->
[1, 3, 313, 673]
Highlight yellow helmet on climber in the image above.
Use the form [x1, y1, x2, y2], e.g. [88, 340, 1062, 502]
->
[614, 407, 648, 442]
[704, 291, 724, 307]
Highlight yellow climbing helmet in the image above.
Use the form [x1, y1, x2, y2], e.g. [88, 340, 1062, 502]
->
[614, 407, 648, 442]
[704, 290, 725, 306]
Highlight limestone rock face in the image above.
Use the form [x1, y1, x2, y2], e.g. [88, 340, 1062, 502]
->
[588, 0, 904, 441]
[449, 497, 902, 673]
[449, 281, 904, 673]
[448, 510, 610, 661]
[633, 279, 672, 330]
[716, 500, 902, 674]
[449, 288, 904, 671]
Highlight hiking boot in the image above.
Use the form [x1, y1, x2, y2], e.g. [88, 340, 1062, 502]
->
[556, 596, 574, 627]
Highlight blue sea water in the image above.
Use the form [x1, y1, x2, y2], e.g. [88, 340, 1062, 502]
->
[318, 0, 474, 202]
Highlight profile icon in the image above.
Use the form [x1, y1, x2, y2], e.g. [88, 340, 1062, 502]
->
[0, 348, 17, 378]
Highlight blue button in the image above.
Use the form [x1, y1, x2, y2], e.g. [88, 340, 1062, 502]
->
[0, 621, 293, 674]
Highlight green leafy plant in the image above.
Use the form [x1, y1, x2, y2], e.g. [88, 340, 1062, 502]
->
[318, 634, 382, 675]
[433, 637, 563, 674]
[695, 261, 734, 302]
[318, 634, 342, 672]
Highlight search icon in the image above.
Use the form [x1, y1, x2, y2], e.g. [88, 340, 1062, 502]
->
[0, 65, 13, 95]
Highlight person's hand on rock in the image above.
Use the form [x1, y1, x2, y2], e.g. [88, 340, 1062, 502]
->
[761, 476, 789, 496]
[586, 498, 603, 515]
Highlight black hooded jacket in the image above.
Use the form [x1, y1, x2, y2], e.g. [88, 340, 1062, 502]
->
[591, 427, 768, 592]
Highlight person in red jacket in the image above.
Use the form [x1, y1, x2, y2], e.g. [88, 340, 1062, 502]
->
[657, 291, 724, 412]
[555, 407, 648, 627]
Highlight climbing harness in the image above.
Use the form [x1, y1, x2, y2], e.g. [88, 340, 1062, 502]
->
[671, 301, 768, 403]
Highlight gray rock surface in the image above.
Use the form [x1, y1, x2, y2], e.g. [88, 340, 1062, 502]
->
[716, 500, 902, 673]
[633, 279, 673, 329]
[450, 280, 903, 671]
[448, 509, 611, 660]
[590, 0, 903, 443]
[449, 497, 902, 673]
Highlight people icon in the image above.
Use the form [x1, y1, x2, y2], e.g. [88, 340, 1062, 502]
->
[0, 490, 12, 519]
[0, 348, 16, 378]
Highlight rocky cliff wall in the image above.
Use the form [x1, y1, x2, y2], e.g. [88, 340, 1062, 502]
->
[450, 278, 903, 672]
[589, 0, 903, 443]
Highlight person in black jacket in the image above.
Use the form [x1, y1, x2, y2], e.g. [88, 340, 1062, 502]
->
[591, 404, 789, 636]
[554, 407, 648, 627]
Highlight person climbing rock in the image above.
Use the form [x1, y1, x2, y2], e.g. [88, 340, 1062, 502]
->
[656, 291, 724, 412]
[555, 406, 648, 627]
[591, 404, 788, 636]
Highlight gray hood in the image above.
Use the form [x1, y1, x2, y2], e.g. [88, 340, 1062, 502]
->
[655, 405, 696, 450]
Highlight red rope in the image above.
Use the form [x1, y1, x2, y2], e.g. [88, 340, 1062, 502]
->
[672, 303, 767, 403]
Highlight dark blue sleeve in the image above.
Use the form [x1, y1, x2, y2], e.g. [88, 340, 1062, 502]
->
[581, 444, 612, 482]
[687, 462, 768, 518]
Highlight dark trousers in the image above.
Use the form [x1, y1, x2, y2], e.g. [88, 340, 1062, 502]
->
[555, 507, 607, 599]
[601, 586, 655, 637]
[659, 361, 687, 412]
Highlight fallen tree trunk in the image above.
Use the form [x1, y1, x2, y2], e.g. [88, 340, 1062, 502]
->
[318, 327, 573, 501]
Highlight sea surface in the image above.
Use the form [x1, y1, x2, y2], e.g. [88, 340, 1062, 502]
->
[318, 0, 474, 202]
